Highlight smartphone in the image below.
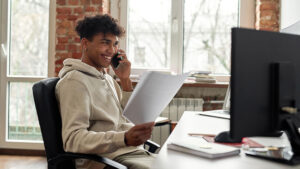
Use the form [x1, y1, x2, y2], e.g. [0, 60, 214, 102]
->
[111, 52, 122, 68]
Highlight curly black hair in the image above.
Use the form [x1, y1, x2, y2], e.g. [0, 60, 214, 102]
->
[75, 14, 125, 40]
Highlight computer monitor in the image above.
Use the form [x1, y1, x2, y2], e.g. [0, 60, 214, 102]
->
[215, 28, 300, 162]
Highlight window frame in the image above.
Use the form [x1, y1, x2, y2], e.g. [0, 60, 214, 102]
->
[110, 0, 255, 77]
[0, 0, 56, 150]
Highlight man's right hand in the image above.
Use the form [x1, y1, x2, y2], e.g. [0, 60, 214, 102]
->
[124, 122, 155, 146]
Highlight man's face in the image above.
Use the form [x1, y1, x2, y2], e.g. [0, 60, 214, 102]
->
[85, 33, 119, 69]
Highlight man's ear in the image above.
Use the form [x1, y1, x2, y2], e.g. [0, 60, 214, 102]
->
[81, 38, 89, 51]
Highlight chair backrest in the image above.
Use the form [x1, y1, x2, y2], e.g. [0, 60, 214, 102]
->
[32, 77, 64, 160]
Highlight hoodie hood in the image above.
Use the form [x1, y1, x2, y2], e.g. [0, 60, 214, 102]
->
[58, 58, 105, 79]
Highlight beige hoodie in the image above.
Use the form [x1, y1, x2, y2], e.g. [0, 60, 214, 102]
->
[55, 58, 142, 169]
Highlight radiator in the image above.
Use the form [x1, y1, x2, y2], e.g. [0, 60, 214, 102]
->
[151, 98, 204, 146]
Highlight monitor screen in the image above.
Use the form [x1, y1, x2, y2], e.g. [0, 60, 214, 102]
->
[230, 28, 300, 140]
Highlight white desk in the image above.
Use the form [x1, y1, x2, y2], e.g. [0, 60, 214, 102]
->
[153, 111, 299, 169]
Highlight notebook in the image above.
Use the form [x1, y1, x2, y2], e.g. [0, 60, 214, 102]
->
[167, 137, 240, 159]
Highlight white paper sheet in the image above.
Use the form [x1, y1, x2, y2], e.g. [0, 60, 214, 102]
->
[123, 71, 189, 124]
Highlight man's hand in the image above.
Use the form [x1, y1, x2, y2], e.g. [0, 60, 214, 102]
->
[111, 49, 133, 91]
[112, 49, 131, 80]
[125, 122, 155, 146]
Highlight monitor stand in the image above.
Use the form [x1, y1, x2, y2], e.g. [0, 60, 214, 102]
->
[214, 131, 283, 143]
[272, 62, 300, 164]
[214, 131, 242, 143]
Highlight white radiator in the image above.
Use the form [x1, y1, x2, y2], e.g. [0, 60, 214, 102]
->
[151, 98, 204, 146]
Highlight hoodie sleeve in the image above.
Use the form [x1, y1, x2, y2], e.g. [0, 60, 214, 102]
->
[56, 79, 126, 155]
[112, 79, 132, 109]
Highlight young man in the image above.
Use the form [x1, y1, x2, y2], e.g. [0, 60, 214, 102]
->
[55, 14, 155, 169]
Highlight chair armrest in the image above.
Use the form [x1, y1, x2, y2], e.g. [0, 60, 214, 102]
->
[49, 152, 127, 169]
[144, 140, 160, 153]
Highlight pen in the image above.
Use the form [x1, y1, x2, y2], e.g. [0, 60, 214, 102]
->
[188, 133, 216, 137]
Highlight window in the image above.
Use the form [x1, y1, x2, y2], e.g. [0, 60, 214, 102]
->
[111, 0, 254, 75]
[0, 0, 55, 149]
[127, 0, 171, 70]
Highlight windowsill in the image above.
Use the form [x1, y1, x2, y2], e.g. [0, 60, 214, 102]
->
[117, 78, 229, 88]
[181, 81, 228, 88]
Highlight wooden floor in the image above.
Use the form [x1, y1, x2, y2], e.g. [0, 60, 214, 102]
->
[0, 155, 47, 169]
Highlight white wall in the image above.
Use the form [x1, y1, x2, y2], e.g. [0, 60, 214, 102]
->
[280, 0, 300, 29]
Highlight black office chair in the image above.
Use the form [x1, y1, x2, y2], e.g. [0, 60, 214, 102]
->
[32, 77, 160, 169]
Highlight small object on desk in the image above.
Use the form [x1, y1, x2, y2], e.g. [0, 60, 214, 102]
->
[188, 133, 216, 137]
[203, 136, 264, 148]
[267, 146, 279, 151]
[167, 137, 240, 159]
[245, 146, 294, 162]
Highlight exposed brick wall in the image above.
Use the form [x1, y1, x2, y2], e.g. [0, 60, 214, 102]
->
[256, 0, 280, 32]
[55, 0, 110, 76]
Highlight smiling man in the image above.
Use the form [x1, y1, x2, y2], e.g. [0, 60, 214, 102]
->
[55, 15, 155, 169]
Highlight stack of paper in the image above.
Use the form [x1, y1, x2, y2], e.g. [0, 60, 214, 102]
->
[167, 137, 240, 159]
[187, 71, 216, 83]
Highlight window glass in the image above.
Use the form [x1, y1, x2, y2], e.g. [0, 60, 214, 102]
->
[9, 0, 49, 76]
[183, 0, 238, 74]
[128, 0, 171, 69]
[8, 82, 42, 141]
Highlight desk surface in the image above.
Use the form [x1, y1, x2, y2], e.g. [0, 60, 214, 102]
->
[153, 111, 298, 169]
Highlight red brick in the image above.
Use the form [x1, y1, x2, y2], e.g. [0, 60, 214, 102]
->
[57, 27, 67, 35]
[55, 58, 64, 65]
[260, 10, 275, 17]
[68, 30, 77, 36]
[256, 0, 279, 32]
[68, 0, 79, 5]
[57, 37, 69, 43]
[85, 6, 96, 12]
[74, 7, 83, 14]
[81, 0, 91, 5]
[260, 0, 279, 2]
[57, 7, 72, 14]
[56, 44, 66, 50]
[56, 14, 68, 21]
[259, 27, 274, 31]
[74, 37, 81, 43]
[56, 52, 69, 59]
[60, 21, 72, 28]
[57, 0, 66, 5]
[260, 20, 278, 26]
[55, 66, 62, 75]
[92, 0, 102, 4]
[102, 0, 110, 14]
[72, 52, 82, 59]
[68, 44, 78, 51]
[76, 14, 85, 21]
[98, 5, 104, 13]
[68, 15, 78, 21]
[260, 2, 277, 11]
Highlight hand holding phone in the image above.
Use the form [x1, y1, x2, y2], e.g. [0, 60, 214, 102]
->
[111, 52, 123, 68]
